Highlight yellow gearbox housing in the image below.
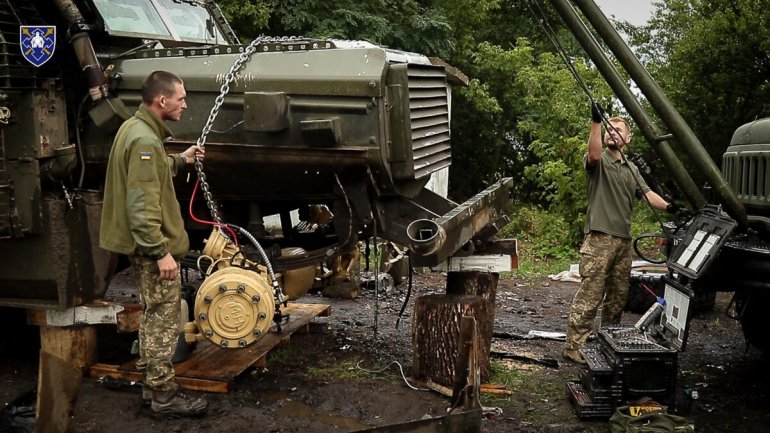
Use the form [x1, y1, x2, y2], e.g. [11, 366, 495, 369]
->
[194, 266, 275, 348]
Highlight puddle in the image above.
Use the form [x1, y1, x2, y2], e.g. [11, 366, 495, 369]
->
[274, 400, 371, 431]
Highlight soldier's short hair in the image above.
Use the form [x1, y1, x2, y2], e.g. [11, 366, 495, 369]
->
[142, 71, 183, 104]
[608, 116, 631, 135]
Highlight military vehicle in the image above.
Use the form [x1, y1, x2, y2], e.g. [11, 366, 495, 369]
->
[547, 0, 770, 353]
[0, 0, 512, 350]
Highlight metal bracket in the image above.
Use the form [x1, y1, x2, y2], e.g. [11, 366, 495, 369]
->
[46, 304, 125, 327]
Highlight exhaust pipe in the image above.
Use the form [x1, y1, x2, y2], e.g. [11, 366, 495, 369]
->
[407, 219, 447, 256]
[53, 0, 109, 101]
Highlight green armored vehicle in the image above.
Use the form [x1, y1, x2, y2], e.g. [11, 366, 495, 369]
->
[0, 0, 511, 348]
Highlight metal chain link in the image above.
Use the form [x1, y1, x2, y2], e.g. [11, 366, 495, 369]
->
[61, 182, 73, 209]
[0, 107, 10, 124]
[193, 36, 267, 224]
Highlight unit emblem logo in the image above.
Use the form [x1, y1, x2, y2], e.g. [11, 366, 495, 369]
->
[20, 26, 56, 67]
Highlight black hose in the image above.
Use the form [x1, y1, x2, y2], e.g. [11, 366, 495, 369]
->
[395, 253, 413, 329]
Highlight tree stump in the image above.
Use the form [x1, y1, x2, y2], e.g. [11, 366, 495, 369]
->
[412, 294, 491, 386]
[446, 271, 499, 357]
[36, 325, 94, 433]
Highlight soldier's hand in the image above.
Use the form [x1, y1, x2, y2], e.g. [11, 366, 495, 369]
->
[157, 253, 178, 281]
[181, 145, 204, 164]
[666, 202, 691, 220]
[666, 202, 686, 214]
[591, 102, 604, 124]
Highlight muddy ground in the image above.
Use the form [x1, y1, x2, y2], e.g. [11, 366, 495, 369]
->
[1, 271, 769, 433]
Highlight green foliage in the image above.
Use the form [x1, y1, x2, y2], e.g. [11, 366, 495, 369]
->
[500, 205, 579, 278]
[626, 0, 770, 172]
[228, 0, 456, 58]
[216, 0, 272, 37]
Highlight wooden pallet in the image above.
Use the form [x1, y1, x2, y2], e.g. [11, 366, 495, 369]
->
[90, 302, 331, 393]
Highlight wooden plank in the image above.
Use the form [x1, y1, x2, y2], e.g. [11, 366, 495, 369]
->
[174, 303, 329, 380]
[39, 325, 98, 372]
[89, 364, 230, 393]
[37, 351, 82, 433]
[89, 303, 330, 393]
[26, 301, 143, 333]
[115, 303, 143, 332]
[433, 254, 513, 273]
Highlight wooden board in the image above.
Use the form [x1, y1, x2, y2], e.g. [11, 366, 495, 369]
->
[90, 303, 330, 393]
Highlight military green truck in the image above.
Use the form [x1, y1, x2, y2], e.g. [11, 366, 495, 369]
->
[0, 0, 512, 350]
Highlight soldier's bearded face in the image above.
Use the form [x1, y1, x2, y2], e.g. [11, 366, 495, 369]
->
[605, 121, 628, 150]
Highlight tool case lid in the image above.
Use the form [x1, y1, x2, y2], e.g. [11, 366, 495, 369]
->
[660, 276, 695, 351]
[667, 207, 737, 279]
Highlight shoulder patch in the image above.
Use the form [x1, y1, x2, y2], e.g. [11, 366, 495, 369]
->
[139, 151, 152, 160]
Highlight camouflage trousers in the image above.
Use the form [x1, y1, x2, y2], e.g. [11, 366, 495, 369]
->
[565, 232, 632, 351]
[131, 255, 181, 392]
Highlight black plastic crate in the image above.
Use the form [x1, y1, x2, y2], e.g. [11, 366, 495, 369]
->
[581, 346, 614, 376]
[565, 381, 614, 419]
[597, 325, 678, 407]
[579, 368, 622, 404]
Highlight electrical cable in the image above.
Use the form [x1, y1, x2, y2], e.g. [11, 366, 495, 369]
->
[355, 360, 430, 391]
[395, 253, 413, 329]
[641, 282, 659, 299]
[75, 93, 89, 189]
[230, 223, 284, 302]
[188, 178, 238, 245]
[373, 219, 379, 339]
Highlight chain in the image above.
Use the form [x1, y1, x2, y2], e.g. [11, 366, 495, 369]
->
[61, 182, 73, 209]
[0, 107, 10, 124]
[193, 37, 267, 224]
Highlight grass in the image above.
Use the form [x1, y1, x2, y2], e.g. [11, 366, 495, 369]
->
[486, 361, 572, 423]
[307, 359, 399, 383]
[510, 240, 576, 279]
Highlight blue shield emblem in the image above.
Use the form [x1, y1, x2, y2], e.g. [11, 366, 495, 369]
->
[20, 26, 56, 67]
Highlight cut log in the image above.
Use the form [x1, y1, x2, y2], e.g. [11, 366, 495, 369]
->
[36, 325, 95, 433]
[412, 294, 490, 386]
[446, 271, 498, 355]
[451, 316, 479, 412]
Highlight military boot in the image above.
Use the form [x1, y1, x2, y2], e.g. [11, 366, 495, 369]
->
[562, 348, 587, 365]
[150, 386, 208, 417]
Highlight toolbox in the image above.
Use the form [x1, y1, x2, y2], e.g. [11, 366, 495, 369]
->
[566, 277, 694, 419]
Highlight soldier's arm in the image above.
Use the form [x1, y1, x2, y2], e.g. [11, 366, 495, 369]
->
[125, 138, 169, 260]
[586, 122, 602, 168]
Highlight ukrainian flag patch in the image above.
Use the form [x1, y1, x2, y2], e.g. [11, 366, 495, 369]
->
[139, 151, 152, 160]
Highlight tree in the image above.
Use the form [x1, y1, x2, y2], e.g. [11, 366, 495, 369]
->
[626, 0, 770, 171]
[216, 0, 272, 37]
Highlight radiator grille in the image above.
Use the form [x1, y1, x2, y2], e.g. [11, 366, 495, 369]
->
[407, 64, 450, 179]
[723, 149, 770, 207]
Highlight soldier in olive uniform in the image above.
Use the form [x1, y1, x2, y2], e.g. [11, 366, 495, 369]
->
[563, 105, 682, 364]
[100, 71, 207, 415]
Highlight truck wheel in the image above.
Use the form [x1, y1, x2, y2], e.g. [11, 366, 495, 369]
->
[736, 290, 770, 353]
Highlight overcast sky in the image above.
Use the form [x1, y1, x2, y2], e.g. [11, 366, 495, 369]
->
[593, 0, 656, 26]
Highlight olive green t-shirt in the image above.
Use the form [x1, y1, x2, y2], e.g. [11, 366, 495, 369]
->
[583, 149, 650, 239]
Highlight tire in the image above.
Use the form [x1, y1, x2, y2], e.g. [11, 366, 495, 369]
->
[735, 290, 770, 353]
